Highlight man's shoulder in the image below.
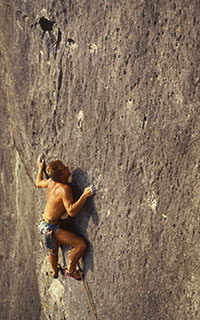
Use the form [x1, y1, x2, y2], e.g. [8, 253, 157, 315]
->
[58, 183, 73, 201]
[48, 180, 71, 193]
[58, 183, 71, 193]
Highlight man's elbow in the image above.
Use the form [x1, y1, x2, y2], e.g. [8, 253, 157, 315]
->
[67, 208, 76, 217]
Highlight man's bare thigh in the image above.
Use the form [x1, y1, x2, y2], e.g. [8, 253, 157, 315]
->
[55, 228, 84, 247]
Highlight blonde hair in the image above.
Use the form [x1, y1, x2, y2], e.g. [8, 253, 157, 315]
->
[46, 160, 64, 182]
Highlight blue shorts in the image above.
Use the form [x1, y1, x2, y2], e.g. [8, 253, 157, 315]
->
[38, 217, 60, 253]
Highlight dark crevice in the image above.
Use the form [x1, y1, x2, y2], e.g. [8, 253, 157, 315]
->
[58, 69, 63, 92]
[57, 61, 63, 104]
[56, 28, 62, 50]
[142, 116, 147, 129]
[54, 28, 62, 59]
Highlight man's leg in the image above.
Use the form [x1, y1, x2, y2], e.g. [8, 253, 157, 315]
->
[48, 243, 59, 277]
[55, 229, 87, 273]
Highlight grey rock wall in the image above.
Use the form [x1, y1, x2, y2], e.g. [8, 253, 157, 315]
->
[1, 0, 200, 319]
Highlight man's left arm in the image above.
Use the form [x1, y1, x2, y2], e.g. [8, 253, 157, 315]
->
[35, 158, 49, 188]
[61, 185, 94, 217]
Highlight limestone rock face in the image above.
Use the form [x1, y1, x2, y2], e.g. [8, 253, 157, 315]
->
[1, 0, 200, 319]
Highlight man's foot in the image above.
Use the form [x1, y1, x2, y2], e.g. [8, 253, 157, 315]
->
[64, 268, 83, 281]
[50, 264, 62, 279]
[51, 271, 59, 279]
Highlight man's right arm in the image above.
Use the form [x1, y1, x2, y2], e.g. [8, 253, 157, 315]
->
[35, 158, 49, 188]
[62, 186, 94, 217]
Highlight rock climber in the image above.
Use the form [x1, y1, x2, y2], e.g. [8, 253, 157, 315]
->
[35, 157, 94, 280]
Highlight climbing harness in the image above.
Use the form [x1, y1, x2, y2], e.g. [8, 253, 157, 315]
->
[78, 263, 97, 320]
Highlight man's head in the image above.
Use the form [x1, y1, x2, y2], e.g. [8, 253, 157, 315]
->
[46, 160, 70, 183]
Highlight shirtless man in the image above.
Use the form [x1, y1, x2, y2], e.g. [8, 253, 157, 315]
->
[35, 158, 94, 280]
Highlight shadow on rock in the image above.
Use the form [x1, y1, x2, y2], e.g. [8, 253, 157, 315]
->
[61, 168, 99, 276]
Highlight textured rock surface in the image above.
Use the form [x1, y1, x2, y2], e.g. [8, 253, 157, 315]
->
[1, 0, 200, 319]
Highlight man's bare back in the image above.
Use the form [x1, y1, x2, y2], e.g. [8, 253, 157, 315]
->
[44, 180, 72, 220]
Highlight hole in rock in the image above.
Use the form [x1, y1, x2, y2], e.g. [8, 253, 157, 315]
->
[67, 38, 75, 45]
[39, 17, 56, 32]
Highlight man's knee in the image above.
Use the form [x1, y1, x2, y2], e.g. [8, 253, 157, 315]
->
[48, 243, 59, 256]
[48, 249, 56, 256]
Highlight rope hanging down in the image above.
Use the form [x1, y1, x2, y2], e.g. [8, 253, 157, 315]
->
[78, 264, 97, 320]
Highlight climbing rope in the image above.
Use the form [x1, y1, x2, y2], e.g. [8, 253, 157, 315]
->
[78, 264, 97, 320]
